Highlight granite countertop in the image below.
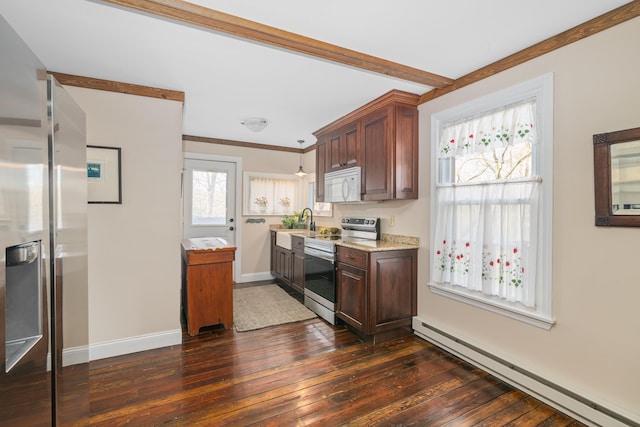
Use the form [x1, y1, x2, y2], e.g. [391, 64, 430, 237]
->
[270, 224, 419, 252]
[336, 234, 419, 252]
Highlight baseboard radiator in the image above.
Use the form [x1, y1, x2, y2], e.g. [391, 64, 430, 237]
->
[412, 318, 639, 427]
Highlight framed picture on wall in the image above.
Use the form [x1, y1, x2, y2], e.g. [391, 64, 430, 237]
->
[87, 145, 122, 204]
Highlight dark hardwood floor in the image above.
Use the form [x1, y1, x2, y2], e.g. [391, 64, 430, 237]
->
[74, 313, 586, 426]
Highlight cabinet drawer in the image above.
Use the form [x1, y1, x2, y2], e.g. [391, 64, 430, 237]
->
[337, 246, 367, 269]
[186, 249, 235, 266]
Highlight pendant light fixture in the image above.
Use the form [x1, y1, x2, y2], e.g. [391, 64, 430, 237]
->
[294, 139, 307, 177]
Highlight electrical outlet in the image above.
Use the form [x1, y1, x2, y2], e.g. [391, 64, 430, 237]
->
[389, 216, 395, 227]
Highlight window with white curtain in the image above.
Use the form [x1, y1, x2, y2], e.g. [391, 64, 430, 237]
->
[430, 74, 554, 329]
[243, 172, 300, 215]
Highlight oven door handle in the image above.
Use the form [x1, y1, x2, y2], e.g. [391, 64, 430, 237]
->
[304, 247, 335, 263]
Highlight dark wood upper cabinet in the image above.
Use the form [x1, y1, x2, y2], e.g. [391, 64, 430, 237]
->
[362, 107, 393, 200]
[328, 122, 360, 171]
[314, 90, 419, 202]
[394, 104, 419, 200]
[315, 139, 328, 202]
[594, 126, 640, 227]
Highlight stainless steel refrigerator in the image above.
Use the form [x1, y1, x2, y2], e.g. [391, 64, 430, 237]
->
[0, 15, 89, 425]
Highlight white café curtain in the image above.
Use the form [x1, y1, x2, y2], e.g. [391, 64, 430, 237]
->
[432, 100, 540, 307]
[249, 176, 297, 214]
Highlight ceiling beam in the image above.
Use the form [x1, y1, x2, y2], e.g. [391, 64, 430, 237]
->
[49, 71, 185, 101]
[99, 0, 454, 89]
[419, 0, 640, 104]
[183, 135, 304, 153]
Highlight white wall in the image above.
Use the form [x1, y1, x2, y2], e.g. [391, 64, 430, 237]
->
[65, 87, 184, 356]
[416, 17, 640, 420]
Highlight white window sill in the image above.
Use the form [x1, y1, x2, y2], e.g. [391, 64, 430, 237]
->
[428, 282, 555, 330]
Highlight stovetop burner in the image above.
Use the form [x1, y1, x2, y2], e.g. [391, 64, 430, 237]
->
[311, 235, 342, 241]
[304, 217, 380, 253]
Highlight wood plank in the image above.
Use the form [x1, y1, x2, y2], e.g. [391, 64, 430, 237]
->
[49, 71, 184, 101]
[183, 134, 303, 153]
[66, 294, 588, 426]
[100, 0, 453, 88]
[419, 1, 640, 103]
[184, 343, 468, 425]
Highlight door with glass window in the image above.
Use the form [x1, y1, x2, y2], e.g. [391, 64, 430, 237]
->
[183, 158, 236, 244]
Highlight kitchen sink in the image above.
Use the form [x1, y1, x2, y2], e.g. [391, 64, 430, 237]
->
[275, 230, 298, 250]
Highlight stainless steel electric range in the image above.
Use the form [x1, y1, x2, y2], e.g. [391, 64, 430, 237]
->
[302, 217, 380, 324]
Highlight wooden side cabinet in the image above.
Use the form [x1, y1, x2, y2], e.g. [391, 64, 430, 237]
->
[336, 246, 417, 344]
[182, 238, 236, 336]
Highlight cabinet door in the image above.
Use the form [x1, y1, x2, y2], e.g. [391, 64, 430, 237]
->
[283, 249, 292, 282]
[274, 247, 284, 278]
[394, 105, 419, 199]
[275, 247, 291, 284]
[328, 130, 344, 170]
[369, 250, 417, 333]
[328, 124, 360, 172]
[270, 231, 277, 275]
[291, 251, 305, 294]
[291, 235, 305, 294]
[336, 263, 367, 333]
[362, 107, 393, 201]
[315, 140, 328, 202]
[343, 123, 360, 168]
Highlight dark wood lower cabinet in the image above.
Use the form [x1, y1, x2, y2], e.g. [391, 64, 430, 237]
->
[336, 246, 417, 344]
[291, 251, 305, 294]
[270, 232, 304, 295]
[275, 246, 291, 284]
[336, 263, 367, 331]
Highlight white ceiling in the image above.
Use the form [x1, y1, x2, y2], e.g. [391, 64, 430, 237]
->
[0, 0, 632, 148]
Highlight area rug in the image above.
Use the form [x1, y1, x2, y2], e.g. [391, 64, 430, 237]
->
[233, 284, 316, 332]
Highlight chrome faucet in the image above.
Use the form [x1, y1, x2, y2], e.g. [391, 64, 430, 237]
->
[300, 207, 315, 231]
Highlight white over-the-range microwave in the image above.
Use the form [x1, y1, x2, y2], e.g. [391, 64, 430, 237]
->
[324, 166, 361, 203]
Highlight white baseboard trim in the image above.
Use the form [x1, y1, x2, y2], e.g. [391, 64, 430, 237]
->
[236, 271, 275, 283]
[47, 345, 90, 370]
[412, 317, 640, 427]
[89, 329, 182, 362]
[62, 345, 90, 367]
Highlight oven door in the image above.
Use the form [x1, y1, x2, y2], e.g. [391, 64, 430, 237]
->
[303, 247, 336, 306]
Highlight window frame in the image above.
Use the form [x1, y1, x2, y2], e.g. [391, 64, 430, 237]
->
[429, 74, 555, 329]
[307, 179, 333, 217]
